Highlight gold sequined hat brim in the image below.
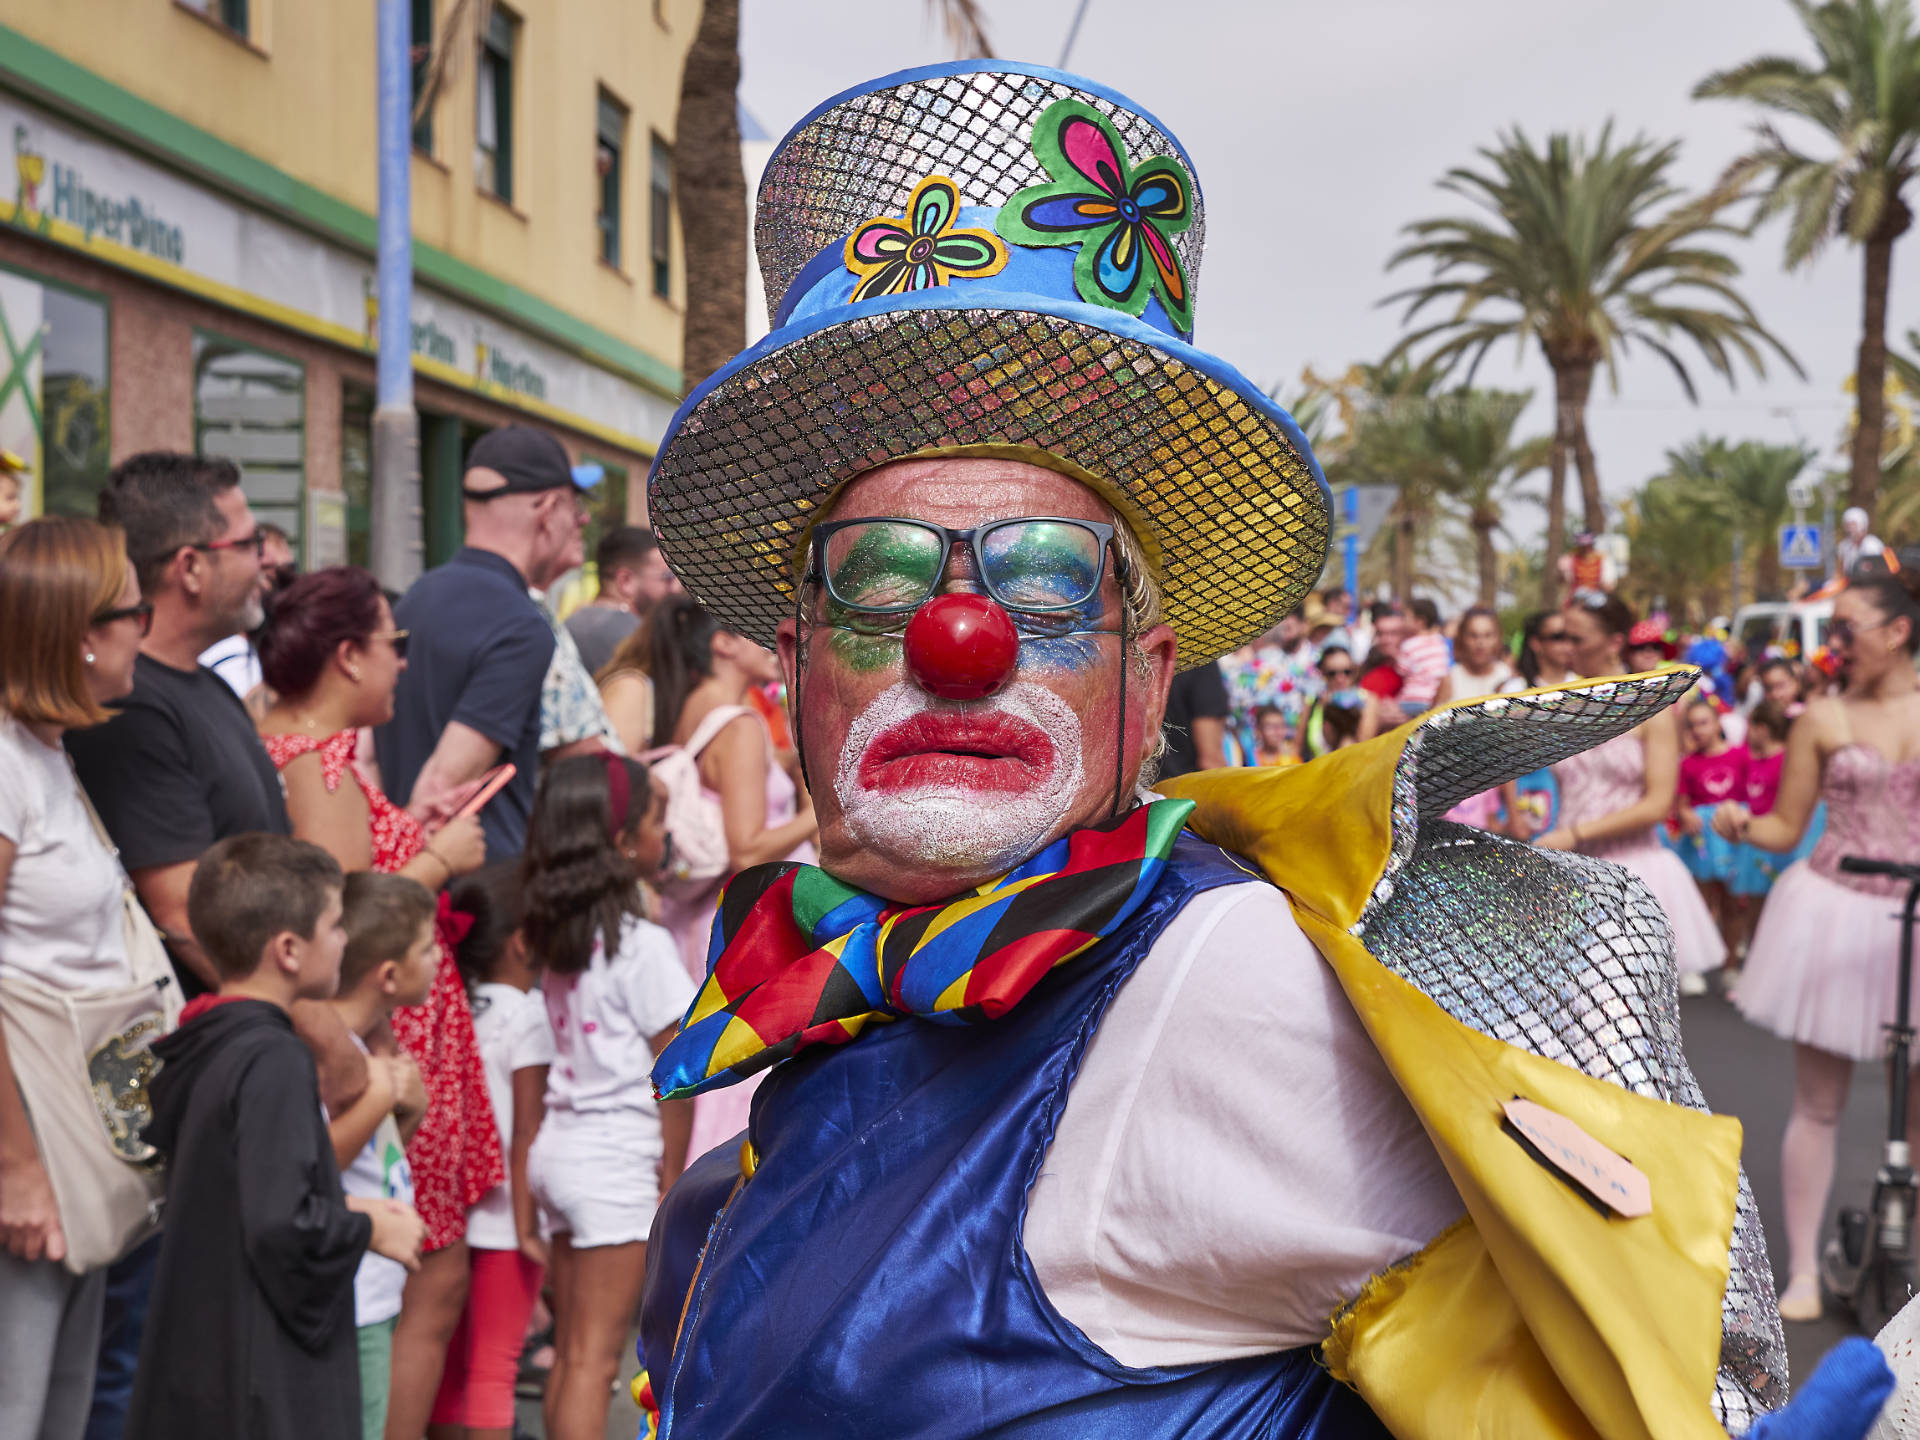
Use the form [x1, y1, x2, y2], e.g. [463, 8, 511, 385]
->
[647, 299, 1332, 668]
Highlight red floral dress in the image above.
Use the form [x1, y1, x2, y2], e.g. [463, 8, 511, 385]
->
[264, 730, 504, 1251]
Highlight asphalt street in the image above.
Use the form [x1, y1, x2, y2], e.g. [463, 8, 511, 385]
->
[1682, 982, 1891, 1387]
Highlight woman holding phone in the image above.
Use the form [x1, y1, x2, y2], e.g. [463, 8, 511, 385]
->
[255, 564, 500, 1437]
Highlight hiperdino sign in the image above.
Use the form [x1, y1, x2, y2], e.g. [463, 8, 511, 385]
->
[0, 92, 674, 448]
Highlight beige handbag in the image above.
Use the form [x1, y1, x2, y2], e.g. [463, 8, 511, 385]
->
[0, 773, 182, 1273]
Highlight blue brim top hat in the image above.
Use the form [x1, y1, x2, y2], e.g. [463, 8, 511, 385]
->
[647, 62, 1330, 667]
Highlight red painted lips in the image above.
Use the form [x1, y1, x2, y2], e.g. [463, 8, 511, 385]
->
[856, 710, 1056, 793]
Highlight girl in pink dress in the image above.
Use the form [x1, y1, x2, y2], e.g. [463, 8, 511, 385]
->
[642, 597, 818, 1161]
[1671, 700, 1748, 960]
[1714, 571, 1920, 1321]
[255, 565, 500, 1436]
[1539, 594, 1726, 990]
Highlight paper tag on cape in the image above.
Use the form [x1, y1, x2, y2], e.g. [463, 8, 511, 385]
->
[1502, 1097, 1652, 1218]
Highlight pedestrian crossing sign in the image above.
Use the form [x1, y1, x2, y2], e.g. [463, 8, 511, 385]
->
[1778, 523, 1822, 570]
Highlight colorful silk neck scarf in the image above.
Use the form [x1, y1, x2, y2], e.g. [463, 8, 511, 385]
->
[652, 798, 1194, 1100]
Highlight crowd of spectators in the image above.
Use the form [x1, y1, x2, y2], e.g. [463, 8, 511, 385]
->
[0, 428, 817, 1440]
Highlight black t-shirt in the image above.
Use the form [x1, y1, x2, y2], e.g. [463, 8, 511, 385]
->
[66, 652, 291, 873]
[1157, 661, 1232, 780]
[375, 547, 555, 861]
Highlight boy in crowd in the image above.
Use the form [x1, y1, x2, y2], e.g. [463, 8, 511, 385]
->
[128, 835, 425, 1440]
[323, 872, 437, 1440]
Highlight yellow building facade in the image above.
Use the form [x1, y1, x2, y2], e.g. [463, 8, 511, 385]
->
[0, 0, 694, 564]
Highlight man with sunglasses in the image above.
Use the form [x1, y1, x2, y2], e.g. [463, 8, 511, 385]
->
[630, 64, 1883, 1440]
[61, 450, 293, 1440]
[376, 425, 588, 860]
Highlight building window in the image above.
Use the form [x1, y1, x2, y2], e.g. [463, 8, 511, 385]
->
[650, 135, 672, 298]
[0, 268, 111, 521]
[475, 7, 516, 204]
[193, 332, 305, 556]
[597, 92, 627, 268]
[410, 0, 434, 153]
[179, 0, 249, 38]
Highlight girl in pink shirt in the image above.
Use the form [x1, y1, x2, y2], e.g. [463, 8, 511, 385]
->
[1670, 700, 1747, 960]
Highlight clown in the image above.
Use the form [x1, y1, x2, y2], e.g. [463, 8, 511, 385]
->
[635, 64, 1894, 1440]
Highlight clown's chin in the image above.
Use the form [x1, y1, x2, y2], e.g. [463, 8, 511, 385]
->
[835, 681, 1086, 875]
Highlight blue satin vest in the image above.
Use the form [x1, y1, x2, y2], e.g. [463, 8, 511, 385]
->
[640, 834, 1392, 1439]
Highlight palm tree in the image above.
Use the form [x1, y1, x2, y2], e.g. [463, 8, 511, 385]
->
[1696, 0, 1920, 519]
[1622, 471, 1731, 626]
[673, 1, 994, 394]
[1323, 363, 1448, 602]
[1384, 126, 1799, 604]
[1423, 390, 1551, 606]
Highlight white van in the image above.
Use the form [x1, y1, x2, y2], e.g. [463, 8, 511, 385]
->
[1731, 599, 1834, 662]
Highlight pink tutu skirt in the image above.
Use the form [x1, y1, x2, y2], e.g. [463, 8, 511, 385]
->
[1585, 837, 1727, 977]
[1736, 860, 1905, 1061]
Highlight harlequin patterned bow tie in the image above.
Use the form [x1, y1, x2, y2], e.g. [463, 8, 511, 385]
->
[651, 799, 1194, 1100]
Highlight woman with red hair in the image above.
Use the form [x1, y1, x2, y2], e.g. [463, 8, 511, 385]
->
[255, 564, 496, 1437]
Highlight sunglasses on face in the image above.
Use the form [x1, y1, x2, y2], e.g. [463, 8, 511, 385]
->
[1320, 664, 1354, 680]
[369, 628, 409, 659]
[809, 516, 1116, 615]
[92, 601, 154, 638]
[1539, 630, 1572, 644]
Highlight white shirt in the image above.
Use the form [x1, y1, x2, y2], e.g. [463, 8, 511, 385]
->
[0, 715, 131, 991]
[334, 1034, 415, 1327]
[1026, 880, 1464, 1368]
[467, 982, 557, 1249]
[1446, 660, 1513, 704]
[542, 914, 695, 1118]
[197, 633, 260, 700]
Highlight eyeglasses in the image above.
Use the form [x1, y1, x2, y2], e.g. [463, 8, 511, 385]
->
[1827, 617, 1888, 648]
[809, 516, 1116, 615]
[190, 529, 268, 559]
[92, 601, 154, 637]
[369, 628, 409, 659]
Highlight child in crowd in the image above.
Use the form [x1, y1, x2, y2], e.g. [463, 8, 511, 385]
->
[522, 754, 694, 1440]
[1671, 700, 1748, 963]
[1728, 701, 1825, 964]
[431, 864, 554, 1440]
[1250, 704, 1298, 767]
[325, 872, 439, 1440]
[129, 835, 425, 1440]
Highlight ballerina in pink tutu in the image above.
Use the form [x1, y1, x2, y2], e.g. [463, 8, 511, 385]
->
[1715, 569, 1920, 1323]
[1538, 593, 1727, 994]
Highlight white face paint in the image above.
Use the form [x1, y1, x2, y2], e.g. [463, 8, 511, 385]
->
[834, 680, 1087, 874]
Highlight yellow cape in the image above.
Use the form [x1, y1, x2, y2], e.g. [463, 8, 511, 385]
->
[1158, 685, 1743, 1440]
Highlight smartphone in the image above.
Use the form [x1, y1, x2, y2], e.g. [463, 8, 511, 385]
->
[453, 762, 517, 820]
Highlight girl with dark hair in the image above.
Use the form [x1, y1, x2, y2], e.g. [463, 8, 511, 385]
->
[430, 863, 550, 1440]
[645, 595, 816, 1157]
[1714, 568, 1920, 1322]
[1506, 610, 1576, 692]
[254, 564, 498, 1436]
[1541, 594, 1727, 992]
[520, 754, 692, 1440]
[1294, 646, 1377, 760]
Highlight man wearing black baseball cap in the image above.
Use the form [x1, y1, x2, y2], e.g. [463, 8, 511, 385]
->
[376, 424, 592, 858]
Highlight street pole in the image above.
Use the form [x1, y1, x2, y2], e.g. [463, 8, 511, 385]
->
[1822, 475, 1837, 583]
[371, 0, 422, 592]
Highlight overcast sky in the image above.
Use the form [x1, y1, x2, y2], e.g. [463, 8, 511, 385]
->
[739, 0, 1889, 542]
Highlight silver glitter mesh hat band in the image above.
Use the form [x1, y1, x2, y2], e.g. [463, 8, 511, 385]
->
[650, 62, 1329, 667]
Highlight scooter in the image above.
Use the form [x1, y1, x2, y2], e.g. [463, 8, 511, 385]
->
[1823, 855, 1920, 1335]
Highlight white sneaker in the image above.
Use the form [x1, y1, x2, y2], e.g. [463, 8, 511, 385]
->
[1679, 971, 1709, 997]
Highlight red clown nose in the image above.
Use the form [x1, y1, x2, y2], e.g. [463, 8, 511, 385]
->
[903, 593, 1020, 700]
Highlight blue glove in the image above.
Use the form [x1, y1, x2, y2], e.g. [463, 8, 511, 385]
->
[1745, 1338, 1894, 1439]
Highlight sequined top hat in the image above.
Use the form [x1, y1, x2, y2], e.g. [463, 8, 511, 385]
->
[647, 61, 1329, 667]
